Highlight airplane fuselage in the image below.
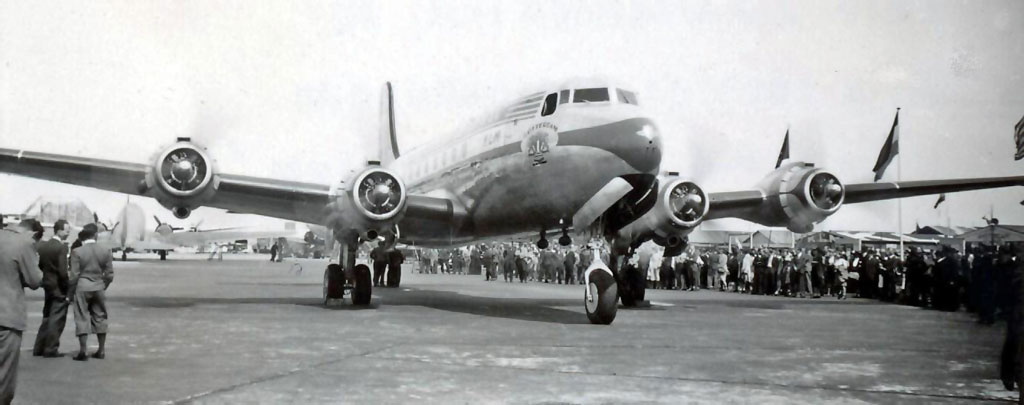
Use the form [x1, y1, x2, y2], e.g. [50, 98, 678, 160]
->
[388, 81, 663, 247]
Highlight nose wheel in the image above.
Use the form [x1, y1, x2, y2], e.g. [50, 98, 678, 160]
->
[585, 268, 618, 325]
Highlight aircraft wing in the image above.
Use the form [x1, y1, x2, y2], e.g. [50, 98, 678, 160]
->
[0, 148, 331, 224]
[162, 229, 305, 246]
[705, 174, 1024, 225]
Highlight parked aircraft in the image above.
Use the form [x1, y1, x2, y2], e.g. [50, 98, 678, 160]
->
[100, 199, 321, 261]
[2, 79, 1021, 324]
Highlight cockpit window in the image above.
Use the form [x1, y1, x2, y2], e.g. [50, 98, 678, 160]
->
[540, 93, 558, 117]
[559, 90, 569, 104]
[573, 88, 610, 103]
[617, 89, 638, 105]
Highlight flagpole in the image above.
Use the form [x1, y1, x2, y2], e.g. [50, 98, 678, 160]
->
[896, 108, 904, 261]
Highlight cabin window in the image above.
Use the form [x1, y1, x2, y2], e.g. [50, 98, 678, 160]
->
[617, 89, 638, 105]
[559, 90, 569, 104]
[540, 93, 558, 117]
[573, 88, 609, 103]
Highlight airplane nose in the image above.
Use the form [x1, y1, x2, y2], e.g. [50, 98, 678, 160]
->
[612, 119, 662, 174]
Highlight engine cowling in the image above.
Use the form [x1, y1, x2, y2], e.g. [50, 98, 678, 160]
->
[327, 166, 408, 243]
[744, 162, 845, 233]
[613, 176, 710, 247]
[144, 141, 219, 218]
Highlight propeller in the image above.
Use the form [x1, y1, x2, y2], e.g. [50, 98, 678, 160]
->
[153, 215, 183, 232]
[159, 148, 209, 192]
[357, 171, 403, 217]
[668, 182, 706, 223]
[809, 173, 843, 210]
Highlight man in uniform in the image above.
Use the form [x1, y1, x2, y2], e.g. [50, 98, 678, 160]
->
[370, 241, 388, 287]
[68, 224, 114, 361]
[386, 248, 404, 288]
[1, 219, 43, 403]
[33, 219, 71, 357]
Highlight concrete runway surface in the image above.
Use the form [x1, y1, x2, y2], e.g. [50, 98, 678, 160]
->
[11, 254, 1019, 404]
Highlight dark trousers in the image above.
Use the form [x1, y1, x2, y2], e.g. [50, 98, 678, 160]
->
[373, 262, 387, 286]
[33, 289, 68, 356]
[386, 263, 401, 287]
[0, 328, 21, 405]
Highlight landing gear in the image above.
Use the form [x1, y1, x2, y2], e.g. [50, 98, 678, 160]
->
[121, 251, 128, 261]
[618, 266, 646, 307]
[585, 269, 618, 325]
[323, 236, 375, 307]
[158, 250, 167, 261]
[352, 264, 372, 305]
[323, 263, 344, 303]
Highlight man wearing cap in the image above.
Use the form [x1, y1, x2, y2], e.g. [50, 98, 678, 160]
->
[0, 219, 43, 403]
[68, 224, 114, 361]
[33, 219, 72, 357]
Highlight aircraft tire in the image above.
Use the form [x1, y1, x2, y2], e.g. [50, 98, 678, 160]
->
[585, 270, 618, 325]
[324, 264, 344, 303]
[619, 272, 636, 307]
[352, 264, 372, 305]
[633, 269, 646, 303]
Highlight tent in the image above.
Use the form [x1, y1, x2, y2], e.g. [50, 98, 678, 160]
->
[20, 196, 95, 227]
[741, 230, 795, 249]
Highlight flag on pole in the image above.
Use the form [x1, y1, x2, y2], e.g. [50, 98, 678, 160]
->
[934, 193, 946, 209]
[1015, 114, 1024, 160]
[872, 109, 900, 181]
[775, 129, 790, 169]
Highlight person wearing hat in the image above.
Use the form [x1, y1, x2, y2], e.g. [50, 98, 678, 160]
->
[0, 219, 43, 403]
[68, 224, 114, 361]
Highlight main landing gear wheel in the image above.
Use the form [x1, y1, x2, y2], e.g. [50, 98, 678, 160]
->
[586, 270, 618, 325]
[618, 268, 646, 307]
[323, 264, 344, 304]
[352, 264, 372, 306]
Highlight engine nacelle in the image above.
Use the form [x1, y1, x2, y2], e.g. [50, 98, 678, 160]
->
[613, 176, 710, 244]
[742, 162, 845, 233]
[327, 166, 408, 243]
[142, 141, 219, 219]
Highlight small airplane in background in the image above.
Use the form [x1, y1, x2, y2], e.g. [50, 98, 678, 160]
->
[98, 199, 326, 261]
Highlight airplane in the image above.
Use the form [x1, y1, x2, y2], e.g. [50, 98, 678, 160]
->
[99, 199, 323, 260]
[2, 79, 1022, 325]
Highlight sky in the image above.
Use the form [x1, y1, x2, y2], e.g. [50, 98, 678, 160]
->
[1, 0, 1023, 233]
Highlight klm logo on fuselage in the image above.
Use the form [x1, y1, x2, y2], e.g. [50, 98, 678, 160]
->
[522, 122, 559, 167]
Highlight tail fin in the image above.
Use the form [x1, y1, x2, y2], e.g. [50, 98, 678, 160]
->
[379, 82, 400, 166]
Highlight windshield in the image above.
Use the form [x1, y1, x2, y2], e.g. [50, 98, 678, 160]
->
[617, 89, 638, 105]
[573, 88, 610, 103]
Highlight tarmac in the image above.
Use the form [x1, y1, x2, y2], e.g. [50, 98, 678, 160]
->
[10, 253, 1020, 404]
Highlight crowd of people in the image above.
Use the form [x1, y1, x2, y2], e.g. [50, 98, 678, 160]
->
[410, 241, 1018, 316]
[411, 242, 609, 285]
